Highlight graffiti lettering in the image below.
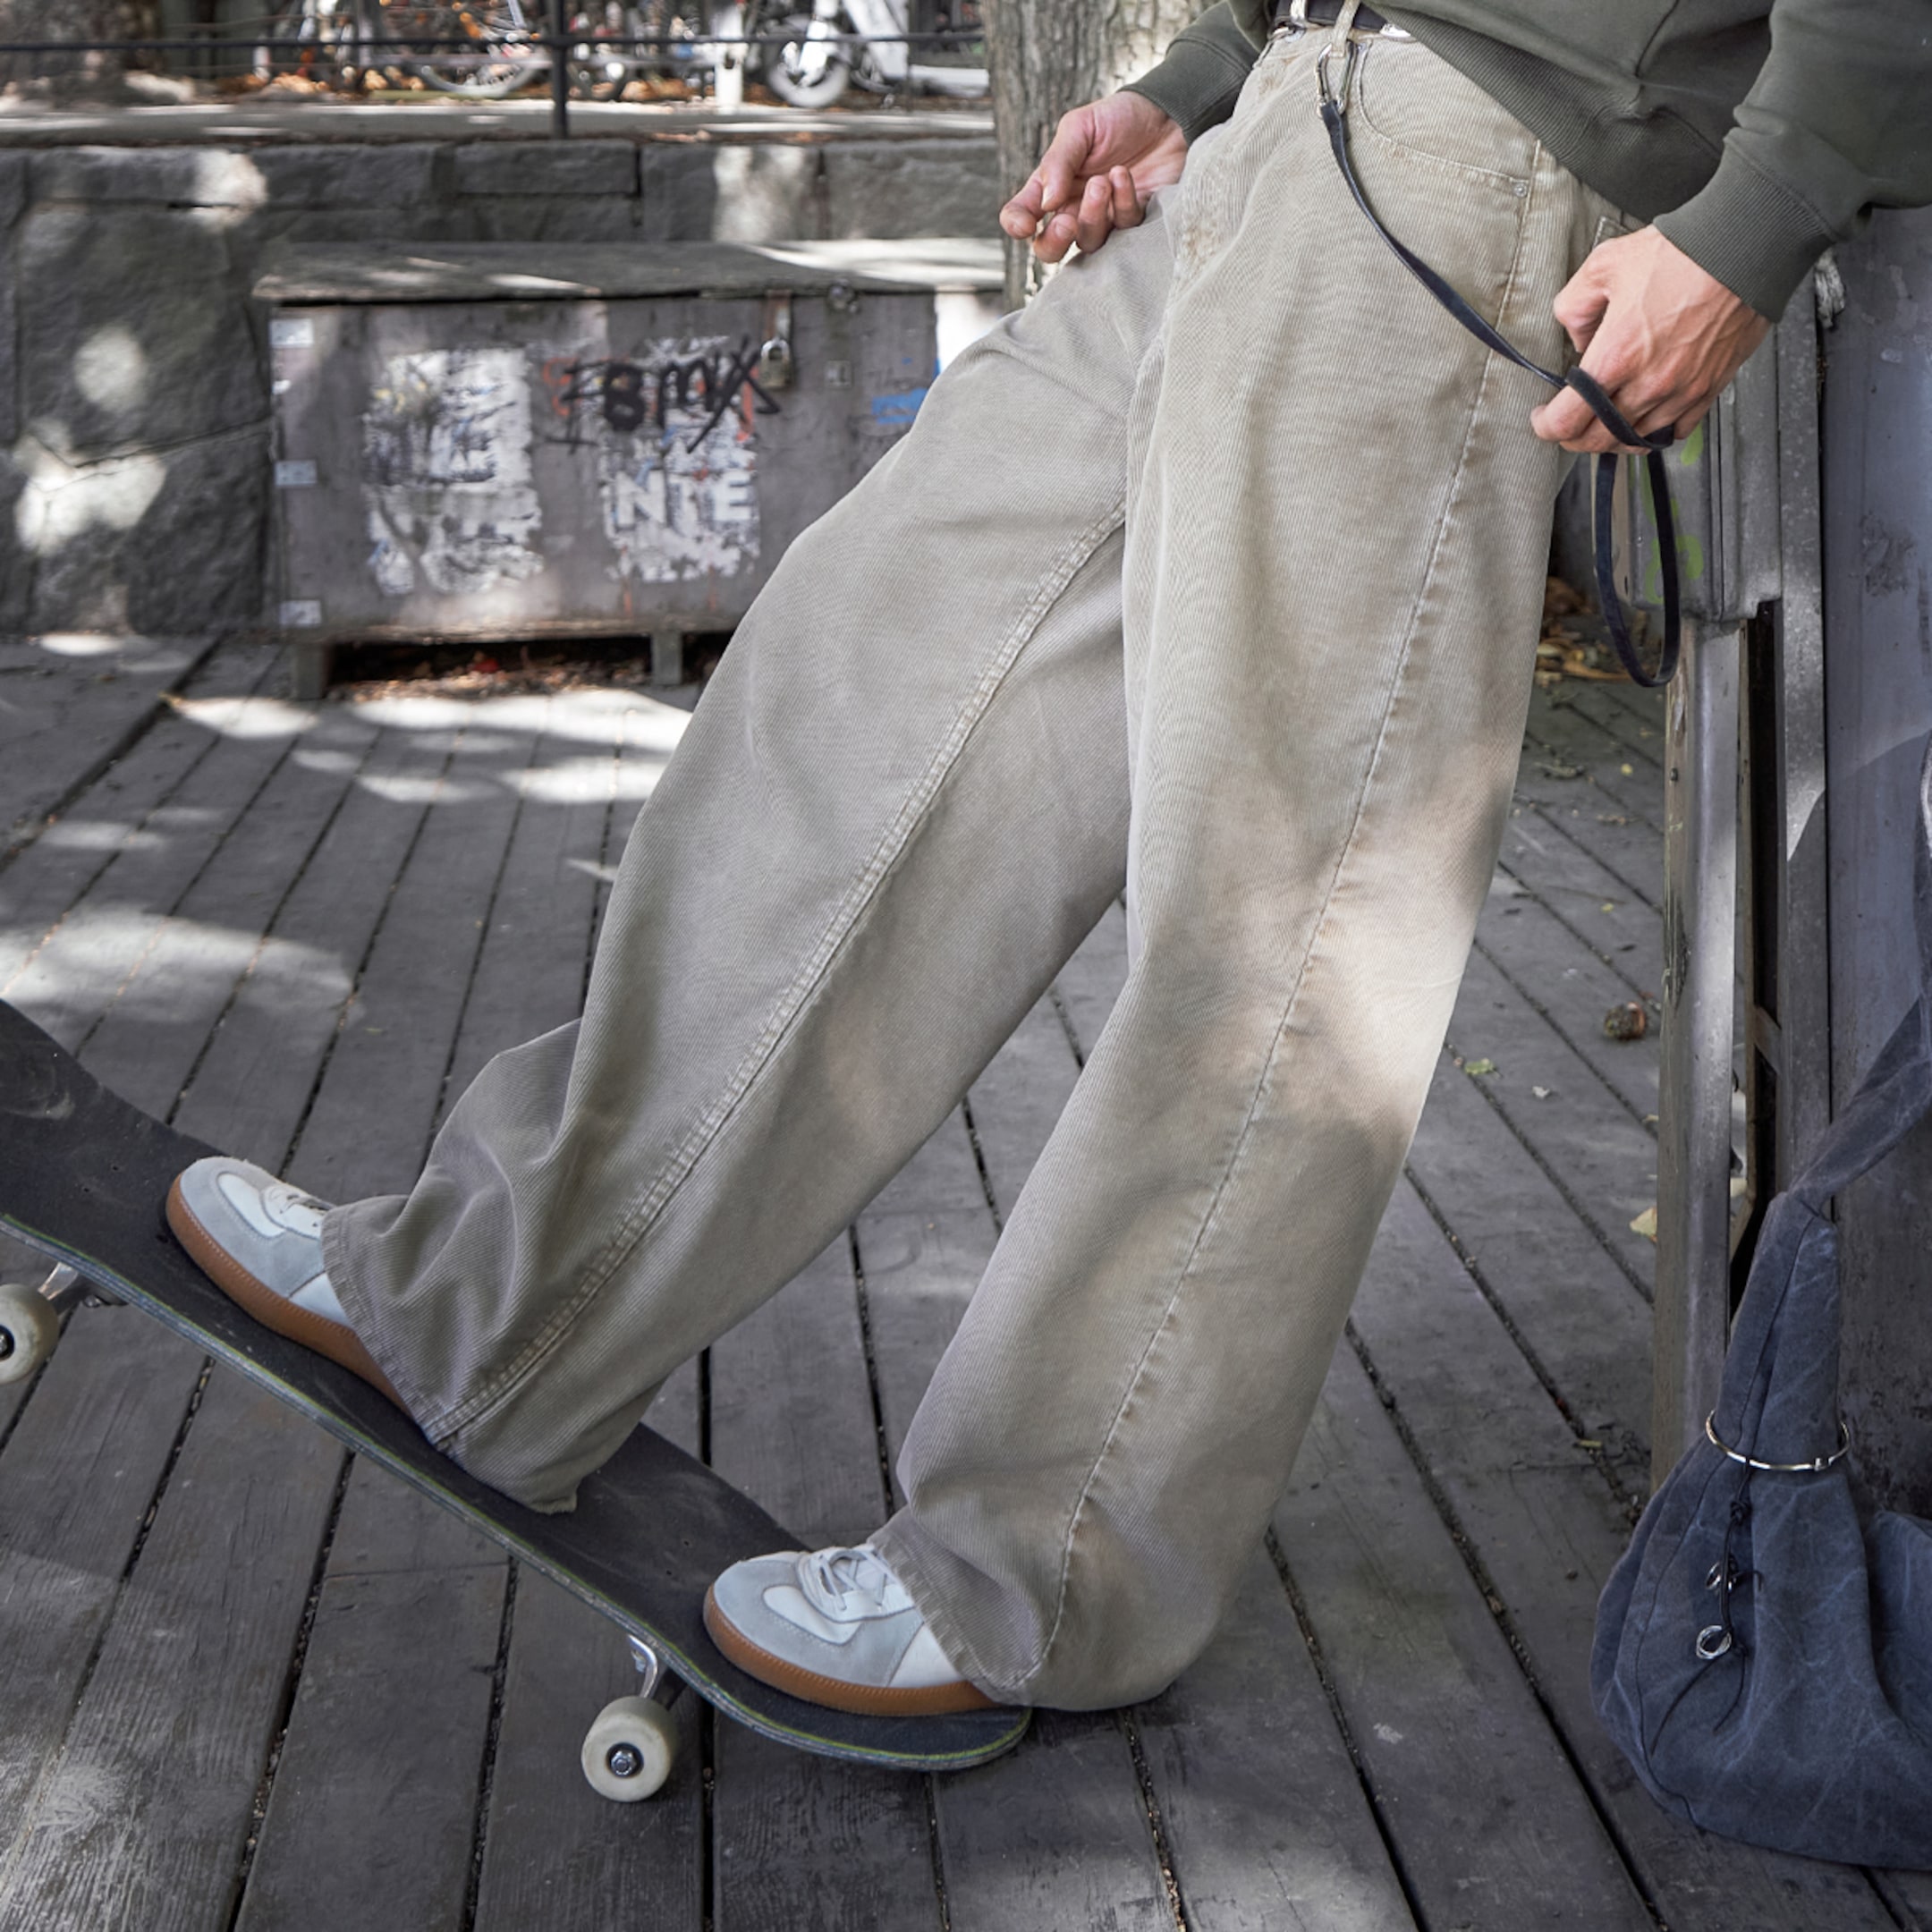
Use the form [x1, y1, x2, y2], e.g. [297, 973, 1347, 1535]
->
[540, 340, 783, 453]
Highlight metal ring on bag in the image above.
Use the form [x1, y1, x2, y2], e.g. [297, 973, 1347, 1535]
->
[1695, 1624, 1735, 1660]
[1704, 1411, 1852, 1475]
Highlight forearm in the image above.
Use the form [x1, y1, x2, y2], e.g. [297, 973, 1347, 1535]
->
[1655, 0, 1932, 318]
[1121, 2, 1262, 144]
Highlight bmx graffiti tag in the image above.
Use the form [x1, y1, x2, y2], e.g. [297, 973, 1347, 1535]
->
[540, 338, 776, 588]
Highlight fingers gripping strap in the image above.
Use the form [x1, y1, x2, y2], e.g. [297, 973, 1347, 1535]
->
[1318, 80, 1681, 687]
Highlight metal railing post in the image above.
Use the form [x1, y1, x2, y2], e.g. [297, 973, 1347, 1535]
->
[550, 0, 571, 137]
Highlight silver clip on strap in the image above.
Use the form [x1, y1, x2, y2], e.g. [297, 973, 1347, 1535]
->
[1315, 0, 1362, 106]
[1705, 1411, 1853, 1475]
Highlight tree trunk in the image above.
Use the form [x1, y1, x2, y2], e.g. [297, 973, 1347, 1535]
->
[982, 0, 1204, 306]
[0, 3, 160, 100]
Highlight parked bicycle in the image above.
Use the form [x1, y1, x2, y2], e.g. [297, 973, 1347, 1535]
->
[253, 1, 707, 101]
[747, 0, 986, 108]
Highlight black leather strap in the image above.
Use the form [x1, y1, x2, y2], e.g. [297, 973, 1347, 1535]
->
[1282, 1, 1396, 29]
[1318, 70, 1681, 687]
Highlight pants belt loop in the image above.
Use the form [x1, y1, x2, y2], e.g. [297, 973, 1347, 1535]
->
[1326, 0, 1363, 58]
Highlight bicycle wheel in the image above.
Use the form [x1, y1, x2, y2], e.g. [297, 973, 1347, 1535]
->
[383, 1, 546, 97]
[752, 6, 852, 108]
[253, 0, 360, 84]
[566, 4, 639, 100]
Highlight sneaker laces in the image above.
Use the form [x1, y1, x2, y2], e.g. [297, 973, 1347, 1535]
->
[798, 1546, 904, 1619]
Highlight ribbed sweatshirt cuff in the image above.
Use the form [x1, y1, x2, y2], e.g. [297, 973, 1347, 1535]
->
[1123, 7, 1260, 144]
[1654, 144, 1837, 322]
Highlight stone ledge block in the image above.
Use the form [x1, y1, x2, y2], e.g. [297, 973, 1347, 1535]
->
[34, 145, 270, 208]
[21, 207, 263, 459]
[454, 140, 637, 199]
[25, 429, 268, 635]
[0, 153, 27, 231]
[825, 139, 998, 240]
[251, 142, 440, 209]
[446, 196, 646, 244]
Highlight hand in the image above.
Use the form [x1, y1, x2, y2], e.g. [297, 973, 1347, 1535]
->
[999, 91, 1188, 263]
[1530, 227, 1771, 453]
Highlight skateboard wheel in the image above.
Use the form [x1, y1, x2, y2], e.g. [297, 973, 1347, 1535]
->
[581, 1695, 677, 1801]
[0, 1284, 59, 1385]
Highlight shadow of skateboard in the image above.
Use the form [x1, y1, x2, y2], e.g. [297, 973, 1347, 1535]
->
[0, 1000, 1028, 1800]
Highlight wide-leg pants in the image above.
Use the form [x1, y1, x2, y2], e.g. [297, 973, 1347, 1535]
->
[325, 26, 1616, 1708]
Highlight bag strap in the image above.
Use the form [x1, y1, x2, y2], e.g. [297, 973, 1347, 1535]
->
[1792, 737, 1932, 1208]
[1315, 38, 1681, 687]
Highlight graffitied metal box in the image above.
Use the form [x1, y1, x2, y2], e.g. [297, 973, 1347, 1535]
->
[255, 240, 1004, 688]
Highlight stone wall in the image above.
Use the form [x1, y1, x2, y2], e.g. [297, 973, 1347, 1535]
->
[0, 123, 999, 638]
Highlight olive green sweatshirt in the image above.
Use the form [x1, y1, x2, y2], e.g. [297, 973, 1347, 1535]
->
[1124, 1, 1932, 319]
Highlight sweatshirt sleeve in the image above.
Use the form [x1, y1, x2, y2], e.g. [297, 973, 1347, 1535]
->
[1122, 3, 1264, 143]
[1654, 0, 1932, 319]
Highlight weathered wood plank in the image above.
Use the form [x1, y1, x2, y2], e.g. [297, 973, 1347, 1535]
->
[0, 689, 308, 1048]
[855, 1114, 1174, 1932]
[287, 711, 534, 1201]
[0, 650, 273, 989]
[1562, 681, 1668, 767]
[1051, 899, 1131, 1063]
[708, 1240, 945, 1932]
[1351, 1181, 1901, 1930]
[170, 718, 456, 1165]
[1496, 812, 1664, 995]
[240, 694, 631, 1932]
[1513, 784, 1664, 911]
[1131, 1550, 1417, 1932]
[471, 1360, 705, 1932]
[233, 1462, 507, 1932]
[78, 704, 383, 1121]
[1523, 689, 1665, 830]
[1470, 897, 1661, 1126]
[1275, 1343, 1654, 1930]
[0, 1307, 206, 1838]
[436, 695, 623, 1106]
[0, 1372, 343, 1932]
[962, 927, 1413, 1930]
[1406, 1043, 1656, 1492]
[1443, 945, 1659, 1292]
[0, 634, 214, 855]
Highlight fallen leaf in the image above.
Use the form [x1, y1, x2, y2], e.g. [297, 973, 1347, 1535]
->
[1531, 1084, 1552, 1099]
[1604, 1001, 1648, 1041]
[1630, 1204, 1658, 1241]
[1620, 762, 1635, 775]
[1463, 1057, 1497, 1076]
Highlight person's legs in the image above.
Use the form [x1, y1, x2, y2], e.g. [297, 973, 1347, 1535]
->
[312, 202, 1178, 1512]
[872, 27, 1618, 1707]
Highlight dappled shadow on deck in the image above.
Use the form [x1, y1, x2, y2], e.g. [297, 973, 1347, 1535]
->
[0, 645, 1924, 1931]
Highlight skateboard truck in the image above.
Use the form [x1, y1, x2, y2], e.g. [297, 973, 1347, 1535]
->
[0, 1264, 119, 1385]
[580, 1634, 687, 1801]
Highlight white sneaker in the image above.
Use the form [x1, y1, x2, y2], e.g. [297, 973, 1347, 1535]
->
[705, 1543, 996, 1716]
[166, 1156, 402, 1407]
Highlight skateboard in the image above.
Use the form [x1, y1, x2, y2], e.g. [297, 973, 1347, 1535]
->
[0, 1000, 1030, 1801]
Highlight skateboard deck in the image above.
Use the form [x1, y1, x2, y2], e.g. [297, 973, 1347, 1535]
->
[0, 1000, 1029, 1781]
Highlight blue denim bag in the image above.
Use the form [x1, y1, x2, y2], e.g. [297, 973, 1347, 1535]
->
[1592, 741, 1932, 1868]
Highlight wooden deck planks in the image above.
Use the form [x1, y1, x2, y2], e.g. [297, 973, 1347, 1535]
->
[854, 1116, 1178, 1932]
[1275, 1343, 1655, 1931]
[1351, 1182, 1902, 1932]
[232, 1464, 508, 1932]
[0, 1371, 343, 1932]
[0, 635, 216, 857]
[708, 1240, 945, 1932]
[0, 657, 1903, 1927]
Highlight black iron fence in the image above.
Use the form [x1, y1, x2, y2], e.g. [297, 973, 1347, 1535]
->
[0, 3, 987, 135]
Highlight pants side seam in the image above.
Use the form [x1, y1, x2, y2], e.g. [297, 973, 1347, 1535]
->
[1012, 326, 1510, 1697]
[428, 497, 1130, 1446]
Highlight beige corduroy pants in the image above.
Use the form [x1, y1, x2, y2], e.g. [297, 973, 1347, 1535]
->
[325, 25, 1616, 1707]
